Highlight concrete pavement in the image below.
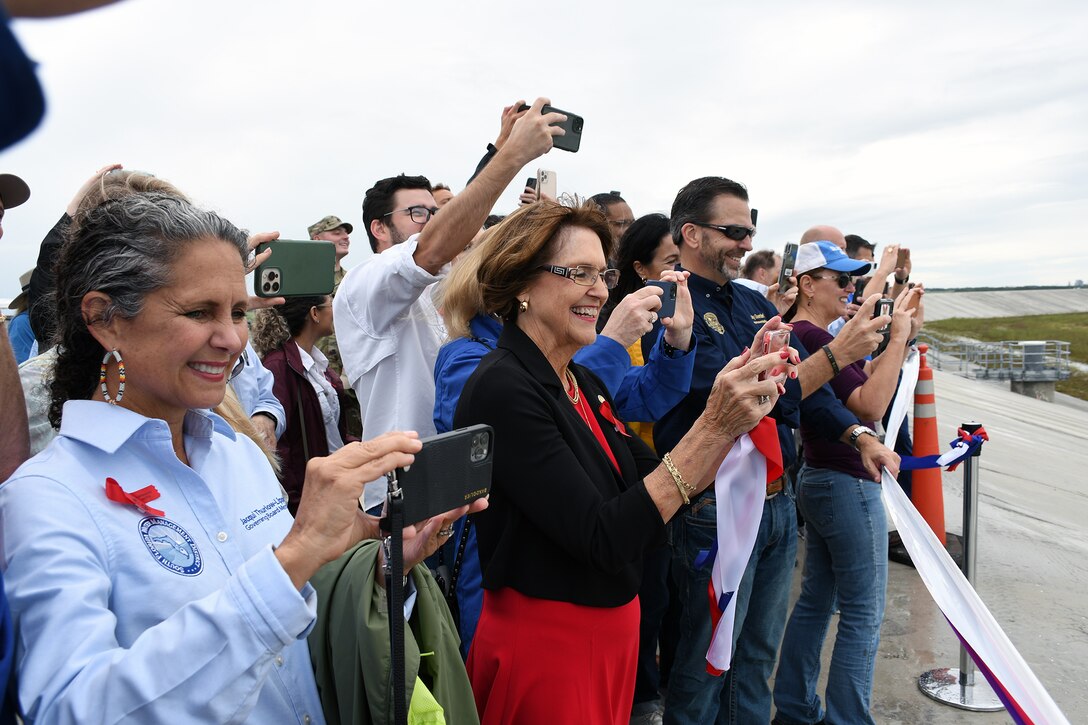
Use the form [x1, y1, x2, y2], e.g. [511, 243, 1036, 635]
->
[776, 368, 1087, 724]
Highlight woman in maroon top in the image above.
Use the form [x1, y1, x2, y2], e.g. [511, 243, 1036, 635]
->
[773, 241, 924, 725]
[253, 295, 355, 515]
[454, 200, 796, 725]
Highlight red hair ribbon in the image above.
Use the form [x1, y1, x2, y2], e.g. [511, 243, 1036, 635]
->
[105, 477, 164, 517]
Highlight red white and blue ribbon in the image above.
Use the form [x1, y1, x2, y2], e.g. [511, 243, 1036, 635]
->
[882, 350, 1070, 725]
[899, 426, 989, 472]
[700, 416, 782, 675]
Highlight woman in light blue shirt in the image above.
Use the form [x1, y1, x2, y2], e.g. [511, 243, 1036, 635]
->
[0, 192, 463, 724]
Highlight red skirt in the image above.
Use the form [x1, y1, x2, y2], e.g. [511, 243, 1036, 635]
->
[467, 587, 640, 725]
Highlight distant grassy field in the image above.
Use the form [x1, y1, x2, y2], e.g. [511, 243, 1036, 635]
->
[927, 312, 1088, 400]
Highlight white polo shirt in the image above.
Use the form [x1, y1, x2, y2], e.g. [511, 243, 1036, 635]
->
[332, 235, 448, 511]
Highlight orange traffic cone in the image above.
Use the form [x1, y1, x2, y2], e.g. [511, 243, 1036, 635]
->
[912, 345, 947, 544]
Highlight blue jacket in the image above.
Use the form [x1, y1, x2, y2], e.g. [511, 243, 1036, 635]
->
[434, 314, 696, 435]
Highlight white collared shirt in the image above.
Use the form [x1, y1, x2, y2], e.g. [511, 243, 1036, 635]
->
[296, 342, 344, 453]
[0, 402, 325, 724]
[734, 277, 769, 296]
[333, 234, 448, 511]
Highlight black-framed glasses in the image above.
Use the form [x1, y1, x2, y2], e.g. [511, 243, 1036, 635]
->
[808, 271, 854, 289]
[692, 221, 756, 241]
[383, 205, 439, 224]
[539, 264, 621, 290]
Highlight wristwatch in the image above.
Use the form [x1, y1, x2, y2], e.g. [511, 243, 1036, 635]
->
[849, 425, 878, 451]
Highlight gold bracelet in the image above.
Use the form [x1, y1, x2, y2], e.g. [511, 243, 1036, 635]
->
[662, 453, 694, 504]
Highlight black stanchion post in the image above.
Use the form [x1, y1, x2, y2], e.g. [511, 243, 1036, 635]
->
[385, 471, 408, 725]
[918, 420, 1003, 711]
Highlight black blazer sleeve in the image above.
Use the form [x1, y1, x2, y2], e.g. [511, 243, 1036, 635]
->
[455, 347, 665, 607]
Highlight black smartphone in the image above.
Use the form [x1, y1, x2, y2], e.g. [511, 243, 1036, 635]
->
[873, 298, 894, 355]
[382, 425, 494, 528]
[518, 103, 584, 152]
[253, 240, 336, 298]
[645, 280, 677, 320]
[525, 176, 537, 191]
[778, 242, 799, 291]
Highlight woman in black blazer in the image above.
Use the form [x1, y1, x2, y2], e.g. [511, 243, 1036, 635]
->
[453, 200, 795, 725]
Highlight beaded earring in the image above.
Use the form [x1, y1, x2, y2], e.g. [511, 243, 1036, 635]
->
[518, 299, 529, 313]
[100, 349, 126, 405]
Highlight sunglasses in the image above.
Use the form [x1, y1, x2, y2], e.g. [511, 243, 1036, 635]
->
[808, 271, 853, 289]
[692, 221, 756, 241]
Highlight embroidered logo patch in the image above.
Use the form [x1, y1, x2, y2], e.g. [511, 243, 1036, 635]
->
[704, 312, 725, 335]
[139, 517, 203, 576]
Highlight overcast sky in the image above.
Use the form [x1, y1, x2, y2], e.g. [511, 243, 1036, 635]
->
[2, 0, 1087, 301]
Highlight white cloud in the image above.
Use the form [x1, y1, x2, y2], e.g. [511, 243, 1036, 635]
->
[2, 0, 1086, 297]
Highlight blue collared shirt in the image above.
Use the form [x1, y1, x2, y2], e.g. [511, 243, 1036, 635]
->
[0, 402, 324, 724]
[654, 275, 857, 468]
[231, 341, 286, 439]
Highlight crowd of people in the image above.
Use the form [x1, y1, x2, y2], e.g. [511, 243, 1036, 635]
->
[1, 96, 925, 725]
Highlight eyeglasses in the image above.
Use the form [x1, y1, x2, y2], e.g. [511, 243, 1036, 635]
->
[539, 264, 621, 290]
[692, 221, 756, 241]
[383, 205, 439, 225]
[609, 218, 634, 230]
[808, 272, 853, 289]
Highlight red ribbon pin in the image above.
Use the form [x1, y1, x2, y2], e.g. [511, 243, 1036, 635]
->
[105, 477, 165, 517]
[597, 396, 631, 438]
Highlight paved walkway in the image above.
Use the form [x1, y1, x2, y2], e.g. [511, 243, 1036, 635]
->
[776, 368, 1088, 723]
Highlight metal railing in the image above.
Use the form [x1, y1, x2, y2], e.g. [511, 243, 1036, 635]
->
[918, 335, 1072, 382]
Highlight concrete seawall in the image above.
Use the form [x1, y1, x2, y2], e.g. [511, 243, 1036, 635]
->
[923, 288, 1088, 322]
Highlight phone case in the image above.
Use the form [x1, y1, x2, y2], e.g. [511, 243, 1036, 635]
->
[253, 240, 336, 298]
[778, 243, 799, 290]
[645, 280, 677, 319]
[519, 104, 583, 152]
[396, 425, 494, 524]
[537, 169, 557, 199]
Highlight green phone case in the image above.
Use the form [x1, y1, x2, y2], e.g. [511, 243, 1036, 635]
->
[253, 240, 336, 298]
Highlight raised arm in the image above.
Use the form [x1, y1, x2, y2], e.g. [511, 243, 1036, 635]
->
[413, 97, 565, 275]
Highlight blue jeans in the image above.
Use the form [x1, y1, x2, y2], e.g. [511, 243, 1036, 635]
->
[663, 488, 798, 725]
[773, 465, 888, 725]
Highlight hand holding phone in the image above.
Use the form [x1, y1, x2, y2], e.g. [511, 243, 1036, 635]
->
[517, 102, 584, 152]
[759, 329, 791, 381]
[380, 425, 494, 530]
[645, 280, 677, 320]
[253, 240, 335, 297]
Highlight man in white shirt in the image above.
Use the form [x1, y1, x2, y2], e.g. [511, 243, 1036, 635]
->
[735, 249, 781, 296]
[334, 98, 566, 510]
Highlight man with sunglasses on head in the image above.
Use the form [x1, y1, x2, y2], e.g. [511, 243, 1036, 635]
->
[334, 98, 567, 513]
[655, 177, 899, 725]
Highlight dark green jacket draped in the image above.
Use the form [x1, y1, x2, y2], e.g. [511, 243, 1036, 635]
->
[308, 541, 479, 725]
